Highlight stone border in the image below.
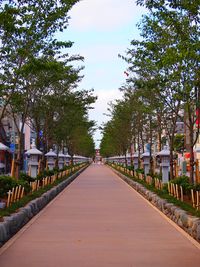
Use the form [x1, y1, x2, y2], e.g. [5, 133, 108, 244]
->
[111, 167, 200, 242]
[0, 166, 88, 247]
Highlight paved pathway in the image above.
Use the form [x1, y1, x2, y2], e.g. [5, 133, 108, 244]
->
[0, 164, 200, 267]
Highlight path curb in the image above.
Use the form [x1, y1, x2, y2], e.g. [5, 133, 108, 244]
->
[0, 166, 88, 247]
[110, 167, 200, 243]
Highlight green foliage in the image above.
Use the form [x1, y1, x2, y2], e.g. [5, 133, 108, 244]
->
[36, 169, 56, 180]
[0, 175, 31, 198]
[0, 0, 96, 175]
[170, 175, 190, 193]
[127, 165, 134, 171]
[18, 180, 31, 194]
[0, 176, 17, 198]
[136, 168, 144, 174]
[174, 134, 185, 152]
[151, 173, 162, 180]
[170, 175, 200, 193]
[170, 175, 194, 194]
[19, 172, 35, 183]
[116, 0, 200, 183]
[100, 100, 133, 157]
[193, 183, 200, 191]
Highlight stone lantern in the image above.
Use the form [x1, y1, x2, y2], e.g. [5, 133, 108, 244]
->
[25, 140, 42, 178]
[157, 146, 170, 183]
[119, 155, 125, 166]
[73, 155, 78, 165]
[58, 151, 65, 169]
[126, 153, 131, 166]
[79, 155, 85, 163]
[141, 151, 150, 175]
[133, 152, 139, 170]
[115, 156, 120, 164]
[45, 149, 56, 170]
[65, 153, 71, 166]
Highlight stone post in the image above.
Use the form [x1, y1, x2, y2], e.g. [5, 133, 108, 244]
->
[157, 146, 170, 183]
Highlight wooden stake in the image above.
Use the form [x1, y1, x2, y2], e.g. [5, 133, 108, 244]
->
[21, 187, 24, 199]
[191, 189, 195, 208]
[196, 160, 200, 184]
[180, 186, 183, 202]
[10, 187, 14, 203]
[176, 184, 179, 200]
[196, 191, 199, 210]
[7, 190, 11, 207]
[17, 185, 21, 200]
[172, 184, 176, 197]
[11, 159, 15, 178]
[170, 183, 173, 196]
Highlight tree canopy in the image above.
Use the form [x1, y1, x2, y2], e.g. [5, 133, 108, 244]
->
[0, 0, 97, 177]
[100, 0, 200, 181]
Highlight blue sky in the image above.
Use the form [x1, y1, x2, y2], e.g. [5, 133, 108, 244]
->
[58, 0, 146, 148]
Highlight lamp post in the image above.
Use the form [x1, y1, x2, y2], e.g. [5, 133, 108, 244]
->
[64, 153, 71, 166]
[133, 152, 139, 170]
[25, 139, 42, 178]
[58, 151, 65, 169]
[45, 149, 56, 170]
[141, 151, 150, 176]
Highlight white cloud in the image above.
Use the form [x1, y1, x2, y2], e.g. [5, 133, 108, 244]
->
[89, 88, 123, 147]
[89, 88, 123, 125]
[69, 0, 145, 31]
[79, 43, 125, 63]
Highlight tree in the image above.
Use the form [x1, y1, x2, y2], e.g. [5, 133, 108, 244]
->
[0, 0, 98, 177]
[137, 0, 200, 182]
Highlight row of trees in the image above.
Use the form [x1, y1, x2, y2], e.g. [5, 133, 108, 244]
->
[0, 1, 96, 176]
[100, 0, 200, 183]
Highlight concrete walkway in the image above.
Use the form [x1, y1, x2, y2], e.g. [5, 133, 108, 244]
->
[0, 164, 200, 267]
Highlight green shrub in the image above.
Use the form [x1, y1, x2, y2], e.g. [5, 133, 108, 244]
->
[0, 176, 18, 198]
[170, 175, 191, 194]
[191, 183, 200, 192]
[127, 165, 134, 171]
[19, 172, 35, 182]
[0, 175, 32, 199]
[36, 169, 55, 180]
[53, 167, 59, 173]
[136, 168, 144, 174]
[162, 183, 169, 193]
[62, 165, 70, 171]
[18, 180, 31, 194]
[152, 173, 162, 180]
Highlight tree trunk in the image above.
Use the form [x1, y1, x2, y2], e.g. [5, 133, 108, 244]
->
[149, 119, 153, 175]
[169, 146, 174, 180]
[157, 112, 162, 152]
[124, 152, 127, 167]
[15, 132, 24, 179]
[189, 128, 194, 183]
[140, 130, 145, 153]
[137, 132, 141, 168]
[130, 143, 133, 168]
